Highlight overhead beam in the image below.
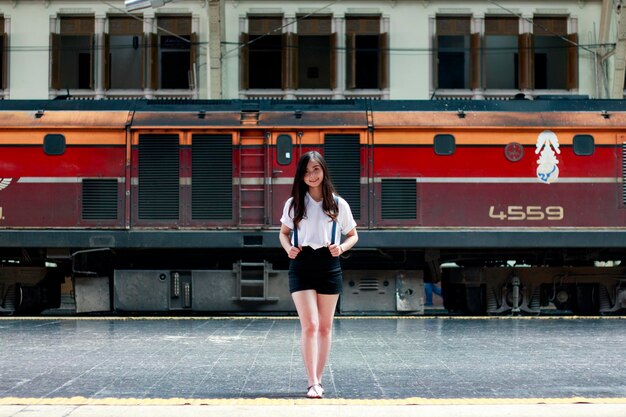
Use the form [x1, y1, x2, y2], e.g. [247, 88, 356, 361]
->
[124, 0, 172, 12]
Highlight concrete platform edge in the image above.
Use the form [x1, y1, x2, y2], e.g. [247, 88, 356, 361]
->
[2, 404, 626, 417]
[2, 396, 626, 406]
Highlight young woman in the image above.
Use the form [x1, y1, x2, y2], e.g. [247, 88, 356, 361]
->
[279, 151, 358, 399]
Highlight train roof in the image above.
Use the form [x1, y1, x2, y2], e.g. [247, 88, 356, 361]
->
[0, 98, 624, 113]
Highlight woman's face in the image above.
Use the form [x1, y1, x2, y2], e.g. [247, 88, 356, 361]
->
[303, 158, 324, 189]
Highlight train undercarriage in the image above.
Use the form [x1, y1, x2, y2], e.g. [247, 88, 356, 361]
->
[1, 247, 626, 316]
[443, 265, 626, 315]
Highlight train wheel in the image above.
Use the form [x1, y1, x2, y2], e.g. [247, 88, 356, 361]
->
[1, 284, 17, 314]
[572, 284, 600, 316]
[464, 285, 487, 315]
[443, 283, 487, 315]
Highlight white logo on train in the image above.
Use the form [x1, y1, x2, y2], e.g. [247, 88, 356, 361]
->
[535, 130, 560, 184]
[0, 178, 12, 191]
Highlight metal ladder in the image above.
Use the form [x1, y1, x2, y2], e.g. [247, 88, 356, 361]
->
[238, 132, 267, 225]
[234, 261, 278, 302]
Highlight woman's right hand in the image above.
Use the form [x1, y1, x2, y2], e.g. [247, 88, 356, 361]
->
[287, 245, 302, 259]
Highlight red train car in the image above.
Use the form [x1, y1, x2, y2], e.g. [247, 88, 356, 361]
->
[1, 99, 625, 315]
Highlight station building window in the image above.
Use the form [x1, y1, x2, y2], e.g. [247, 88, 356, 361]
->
[240, 16, 285, 89]
[484, 16, 519, 90]
[0, 16, 7, 93]
[155, 15, 196, 90]
[530, 16, 577, 90]
[106, 16, 144, 90]
[51, 16, 95, 90]
[433, 14, 578, 96]
[111, 14, 197, 92]
[240, 13, 388, 96]
[50, 13, 198, 99]
[296, 15, 335, 89]
[241, 15, 337, 90]
[346, 15, 388, 90]
[435, 16, 474, 90]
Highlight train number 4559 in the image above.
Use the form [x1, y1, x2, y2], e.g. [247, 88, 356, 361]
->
[488, 206, 564, 221]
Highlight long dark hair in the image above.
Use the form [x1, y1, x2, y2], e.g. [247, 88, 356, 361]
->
[289, 151, 338, 228]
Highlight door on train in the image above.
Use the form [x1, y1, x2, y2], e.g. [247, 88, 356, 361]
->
[270, 132, 300, 225]
[266, 131, 364, 226]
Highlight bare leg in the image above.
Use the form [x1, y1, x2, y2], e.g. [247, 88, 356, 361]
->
[292, 290, 320, 388]
[316, 293, 339, 384]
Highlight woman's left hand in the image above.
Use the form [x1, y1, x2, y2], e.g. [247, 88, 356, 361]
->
[329, 243, 343, 257]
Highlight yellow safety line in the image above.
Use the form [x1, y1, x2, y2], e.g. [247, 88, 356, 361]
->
[1, 315, 625, 321]
[1, 396, 626, 406]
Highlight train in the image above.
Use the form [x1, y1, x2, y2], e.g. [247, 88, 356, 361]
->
[1, 98, 626, 316]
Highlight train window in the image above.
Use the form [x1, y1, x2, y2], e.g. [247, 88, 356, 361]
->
[276, 134, 293, 165]
[434, 134, 456, 155]
[573, 135, 594, 156]
[43, 134, 66, 155]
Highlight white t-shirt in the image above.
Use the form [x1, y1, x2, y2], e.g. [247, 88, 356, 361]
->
[281, 193, 357, 250]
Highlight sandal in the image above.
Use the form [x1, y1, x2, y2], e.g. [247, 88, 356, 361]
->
[306, 383, 324, 399]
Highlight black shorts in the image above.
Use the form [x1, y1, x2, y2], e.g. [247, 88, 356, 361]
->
[288, 246, 343, 294]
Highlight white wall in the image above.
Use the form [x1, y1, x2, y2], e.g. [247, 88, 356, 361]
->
[3, 2, 52, 98]
[0, 0, 209, 99]
[0, 0, 608, 100]
[224, 0, 605, 99]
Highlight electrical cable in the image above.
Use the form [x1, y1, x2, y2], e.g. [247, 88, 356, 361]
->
[0, 0, 616, 56]
[99, 0, 203, 49]
[221, 0, 340, 58]
[485, 0, 598, 55]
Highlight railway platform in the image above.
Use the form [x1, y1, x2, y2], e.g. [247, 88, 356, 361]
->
[1, 316, 626, 417]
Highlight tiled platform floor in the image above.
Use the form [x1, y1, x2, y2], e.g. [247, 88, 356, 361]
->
[1, 316, 625, 402]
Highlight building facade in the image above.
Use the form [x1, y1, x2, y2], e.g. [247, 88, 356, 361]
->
[1, 0, 207, 99]
[0, 0, 621, 100]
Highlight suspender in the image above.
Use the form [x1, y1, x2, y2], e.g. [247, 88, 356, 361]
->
[293, 196, 339, 247]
